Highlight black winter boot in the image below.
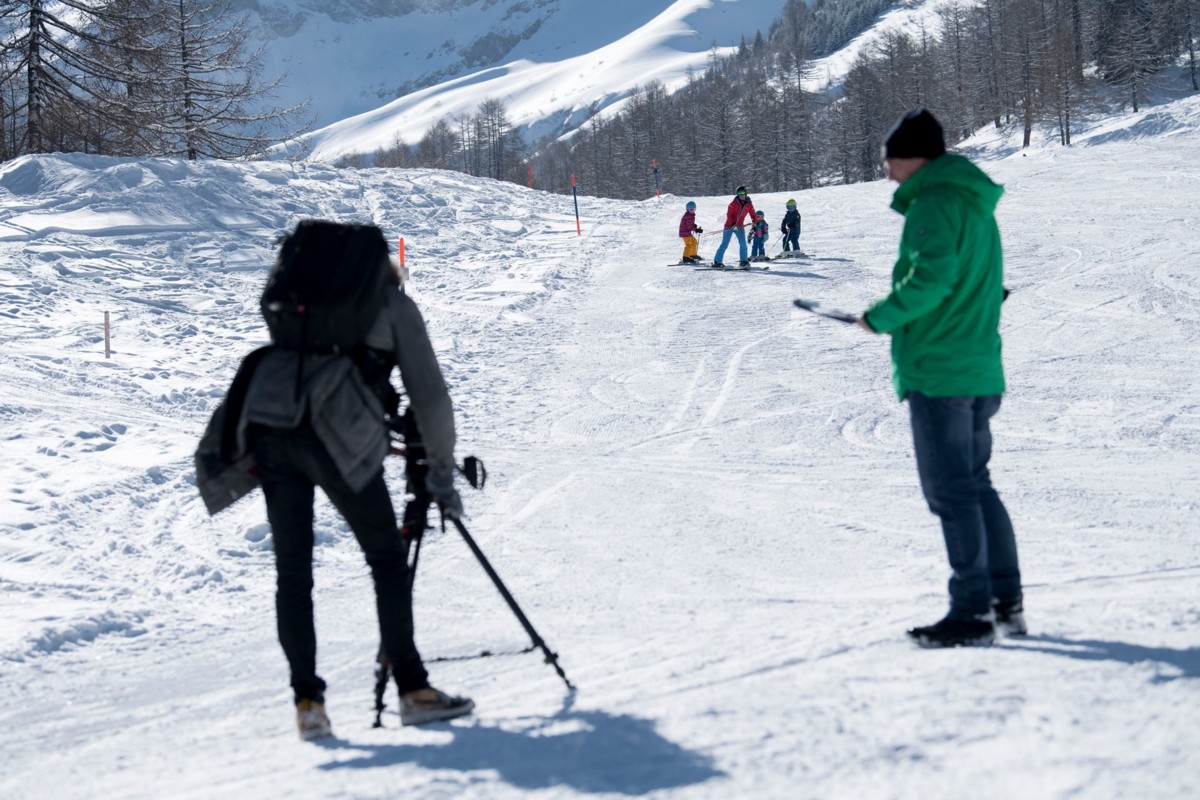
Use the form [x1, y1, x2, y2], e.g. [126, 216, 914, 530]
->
[907, 616, 995, 648]
[993, 598, 1027, 636]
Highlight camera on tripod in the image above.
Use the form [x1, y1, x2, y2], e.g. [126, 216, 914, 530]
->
[391, 407, 486, 543]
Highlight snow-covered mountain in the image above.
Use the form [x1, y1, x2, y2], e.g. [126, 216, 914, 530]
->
[253, 0, 798, 160]
[253, 0, 681, 126]
[258, 0, 960, 163]
[2, 89, 1199, 797]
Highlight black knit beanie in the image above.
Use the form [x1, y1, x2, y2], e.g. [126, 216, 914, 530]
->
[883, 109, 946, 160]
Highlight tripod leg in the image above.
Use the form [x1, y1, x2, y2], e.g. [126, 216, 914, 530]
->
[372, 653, 391, 728]
[449, 516, 575, 691]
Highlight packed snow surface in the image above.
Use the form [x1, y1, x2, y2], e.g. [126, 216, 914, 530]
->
[2, 96, 1199, 798]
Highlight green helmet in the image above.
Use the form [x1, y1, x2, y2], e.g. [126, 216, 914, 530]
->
[686, 201, 696, 210]
[786, 199, 797, 207]
[735, 185, 747, 196]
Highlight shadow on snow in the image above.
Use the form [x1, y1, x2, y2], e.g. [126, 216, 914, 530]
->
[742, 269, 829, 280]
[1007, 635, 1200, 683]
[314, 705, 726, 794]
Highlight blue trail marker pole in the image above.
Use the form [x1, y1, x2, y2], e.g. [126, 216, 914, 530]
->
[571, 173, 581, 235]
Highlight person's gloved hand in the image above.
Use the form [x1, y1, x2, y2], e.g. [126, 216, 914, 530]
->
[695, 227, 703, 234]
[425, 470, 463, 519]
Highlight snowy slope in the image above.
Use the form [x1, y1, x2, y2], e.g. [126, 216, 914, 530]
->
[280, 0, 959, 163]
[2, 94, 1200, 798]
[806, 0, 952, 89]
[253, 0, 700, 127]
[258, 0, 793, 159]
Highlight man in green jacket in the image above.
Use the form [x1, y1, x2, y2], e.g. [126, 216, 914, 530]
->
[857, 109, 1025, 648]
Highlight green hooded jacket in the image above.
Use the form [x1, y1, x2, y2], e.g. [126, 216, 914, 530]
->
[864, 153, 1007, 401]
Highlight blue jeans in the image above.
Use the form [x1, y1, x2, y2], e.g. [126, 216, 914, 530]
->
[907, 392, 1021, 619]
[714, 227, 747, 264]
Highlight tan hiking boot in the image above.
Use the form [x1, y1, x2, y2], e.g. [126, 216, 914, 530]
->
[296, 698, 333, 741]
[399, 687, 474, 726]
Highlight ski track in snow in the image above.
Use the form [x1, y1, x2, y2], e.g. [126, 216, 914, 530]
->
[2, 98, 1200, 798]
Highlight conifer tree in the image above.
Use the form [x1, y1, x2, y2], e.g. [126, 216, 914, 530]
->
[150, 0, 308, 159]
[0, 0, 149, 154]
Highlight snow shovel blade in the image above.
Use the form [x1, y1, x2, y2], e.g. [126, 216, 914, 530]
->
[792, 298, 858, 324]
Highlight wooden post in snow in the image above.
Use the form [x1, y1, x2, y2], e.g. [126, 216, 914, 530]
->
[103, 311, 111, 358]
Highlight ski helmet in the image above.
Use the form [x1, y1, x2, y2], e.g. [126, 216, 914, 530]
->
[735, 185, 747, 196]
[786, 199, 797, 207]
[755, 210, 764, 217]
[686, 201, 696, 210]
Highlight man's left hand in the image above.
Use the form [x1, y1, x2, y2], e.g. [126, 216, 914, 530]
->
[426, 470, 464, 519]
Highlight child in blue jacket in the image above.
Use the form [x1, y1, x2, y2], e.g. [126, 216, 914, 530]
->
[749, 211, 769, 261]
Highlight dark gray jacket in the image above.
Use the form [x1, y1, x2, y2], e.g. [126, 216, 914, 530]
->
[238, 284, 456, 492]
[781, 208, 801, 236]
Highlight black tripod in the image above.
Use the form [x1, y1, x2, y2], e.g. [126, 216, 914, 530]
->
[373, 409, 574, 727]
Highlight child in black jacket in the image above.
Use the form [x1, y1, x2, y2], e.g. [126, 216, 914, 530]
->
[780, 199, 802, 254]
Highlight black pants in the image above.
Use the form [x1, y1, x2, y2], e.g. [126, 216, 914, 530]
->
[252, 424, 429, 701]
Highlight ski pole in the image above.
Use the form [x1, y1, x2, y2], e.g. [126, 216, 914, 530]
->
[793, 298, 859, 324]
[448, 514, 576, 691]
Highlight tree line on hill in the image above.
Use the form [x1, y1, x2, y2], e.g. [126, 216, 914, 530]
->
[358, 0, 896, 188]
[1, 0, 1195, 195]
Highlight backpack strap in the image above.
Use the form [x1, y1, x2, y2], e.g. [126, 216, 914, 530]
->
[351, 284, 402, 429]
[220, 345, 275, 462]
[352, 345, 401, 427]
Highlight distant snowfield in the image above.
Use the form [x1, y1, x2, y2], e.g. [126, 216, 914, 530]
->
[283, 0, 792, 160]
[256, 0, 730, 128]
[283, 0, 964, 163]
[807, 0, 954, 89]
[2, 94, 1200, 798]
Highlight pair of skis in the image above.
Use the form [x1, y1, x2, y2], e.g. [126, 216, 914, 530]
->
[696, 263, 769, 271]
[665, 261, 769, 271]
[669, 254, 810, 268]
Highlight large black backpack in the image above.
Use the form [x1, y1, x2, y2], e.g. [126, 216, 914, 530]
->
[261, 220, 392, 352]
[196, 221, 397, 515]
